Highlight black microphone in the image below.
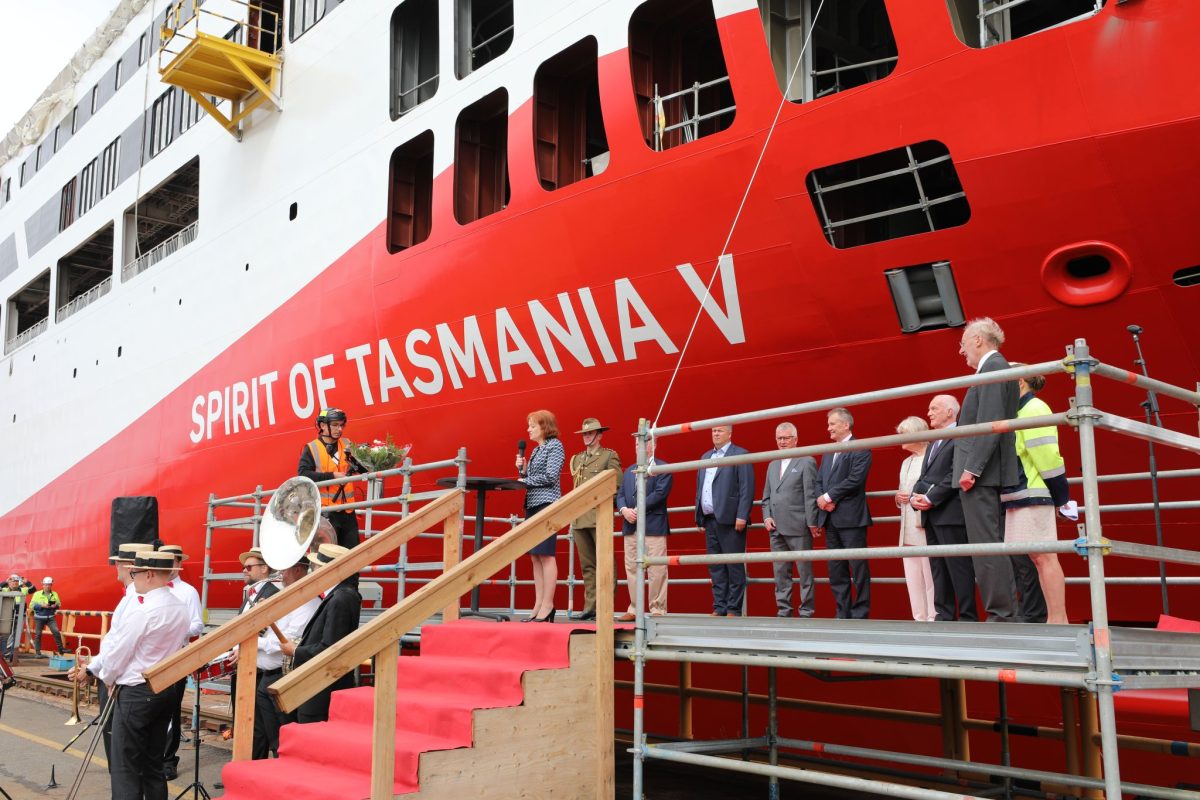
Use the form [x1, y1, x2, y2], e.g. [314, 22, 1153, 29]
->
[1127, 324, 1143, 336]
[517, 440, 527, 477]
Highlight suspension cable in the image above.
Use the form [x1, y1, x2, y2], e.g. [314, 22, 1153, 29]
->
[652, 0, 828, 427]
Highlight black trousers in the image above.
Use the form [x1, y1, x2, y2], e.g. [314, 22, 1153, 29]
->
[98, 681, 114, 772]
[826, 524, 870, 619]
[924, 521, 978, 621]
[297, 672, 355, 724]
[253, 668, 285, 759]
[111, 683, 175, 800]
[162, 678, 186, 769]
[1012, 554, 1048, 623]
[701, 515, 746, 615]
[325, 510, 360, 550]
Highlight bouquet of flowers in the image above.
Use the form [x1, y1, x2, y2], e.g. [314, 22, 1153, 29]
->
[347, 435, 411, 473]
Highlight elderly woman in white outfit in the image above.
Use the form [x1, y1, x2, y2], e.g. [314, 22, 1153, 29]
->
[894, 416, 936, 621]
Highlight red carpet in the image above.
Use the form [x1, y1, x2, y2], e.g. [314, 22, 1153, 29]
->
[219, 620, 597, 799]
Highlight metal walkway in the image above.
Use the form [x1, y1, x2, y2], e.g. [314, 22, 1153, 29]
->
[619, 615, 1200, 691]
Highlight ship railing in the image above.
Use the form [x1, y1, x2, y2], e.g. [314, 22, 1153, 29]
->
[652, 78, 736, 151]
[395, 73, 441, 115]
[628, 337, 1200, 800]
[121, 220, 199, 282]
[159, 0, 282, 64]
[198, 449, 469, 617]
[978, 0, 1104, 48]
[55, 276, 112, 323]
[4, 317, 49, 355]
[811, 53, 899, 99]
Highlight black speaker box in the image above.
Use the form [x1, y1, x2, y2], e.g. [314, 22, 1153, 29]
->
[109, 496, 159, 556]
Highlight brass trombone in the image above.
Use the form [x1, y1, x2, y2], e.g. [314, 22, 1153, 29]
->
[65, 645, 92, 726]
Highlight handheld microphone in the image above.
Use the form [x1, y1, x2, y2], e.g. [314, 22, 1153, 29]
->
[517, 440, 527, 477]
[1127, 324, 1143, 336]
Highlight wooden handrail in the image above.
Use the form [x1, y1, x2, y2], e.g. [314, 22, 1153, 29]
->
[143, 489, 464, 693]
[269, 468, 620, 714]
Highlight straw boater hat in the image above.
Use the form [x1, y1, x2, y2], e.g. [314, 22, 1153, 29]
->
[238, 548, 268, 567]
[574, 417, 609, 435]
[132, 552, 178, 571]
[306, 543, 350, 568]
[159, 544, 189, 561]
[109, 543, 154, 563]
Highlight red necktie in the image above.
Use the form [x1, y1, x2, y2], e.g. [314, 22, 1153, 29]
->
[249, 587, 257, 598]
[167, 581, 174, 588]
[138, 596, 144, 604]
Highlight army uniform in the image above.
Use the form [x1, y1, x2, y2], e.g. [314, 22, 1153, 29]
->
[569, 429, 621, 620]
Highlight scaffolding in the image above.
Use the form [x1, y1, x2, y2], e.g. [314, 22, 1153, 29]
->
[199, 448, 467, 620]
[629, 338, 1200, 800]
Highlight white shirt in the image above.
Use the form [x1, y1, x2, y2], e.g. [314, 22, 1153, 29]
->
[91, 586, 189, 687]
[90, 582, 137, 675]
[168, 577, 205, 637]
[256, 596, 319, 671]
[700, 444, 729, 515]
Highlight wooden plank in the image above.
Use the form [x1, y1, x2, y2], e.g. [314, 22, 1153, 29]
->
[416, 636, 599, 799]
[593, 495, 615, 799]
[271, 470, 619, 713]
[232, 635, 257, 762]
[371, 645, 398, 800]
[441, 507, 462, 623]
[144, 490, 463, 692]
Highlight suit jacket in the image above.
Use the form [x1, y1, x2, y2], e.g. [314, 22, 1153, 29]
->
[615, 459, 673, 535]
[814, 438, 872, 529]
[954, 351, 1020, 488]
[294, 577, 361, 677]
[915, 435, 965, 527]
[693, 444, 755, 527]
[761, 456, 819, 535]
[570, 446, 621, 528]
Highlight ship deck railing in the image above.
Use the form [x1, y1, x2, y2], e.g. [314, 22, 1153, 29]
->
[3, 317, 48, 355]
[121, 220, 199, 282]
[625, 337, 1200, 800]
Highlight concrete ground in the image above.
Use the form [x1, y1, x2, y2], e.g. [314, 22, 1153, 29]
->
[0, 688, 230, 800]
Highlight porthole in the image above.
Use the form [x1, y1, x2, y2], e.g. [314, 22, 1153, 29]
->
[289, 202, 298, 220]
[1041, 241, 1130, 307]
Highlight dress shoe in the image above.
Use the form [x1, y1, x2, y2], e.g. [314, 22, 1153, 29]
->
[164, 765, 178, 781]
[568, 610, 596, 621]
[617, 612, 636, 622]
[533, 607, 557, 623]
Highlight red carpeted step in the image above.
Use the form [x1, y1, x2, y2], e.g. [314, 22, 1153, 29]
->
[220, 756, 374, 800]
[329, 685, 483, 739]
[277, 719, 463, 789]
[420, 620, 589, 667]
[390, 653, 530, 700]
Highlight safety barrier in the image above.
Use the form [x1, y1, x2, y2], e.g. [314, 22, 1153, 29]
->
[626, 338, 1200, 800]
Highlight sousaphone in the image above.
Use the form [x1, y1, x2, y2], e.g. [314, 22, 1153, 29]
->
[260, 476, 322, 571]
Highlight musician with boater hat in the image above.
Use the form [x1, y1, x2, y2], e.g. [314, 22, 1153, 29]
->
[157, 544, 203, 781]
[279, 543, 361, 723]
[252, 557, 318, 757]
[68, 551, 190, 800]
[298, 408, 364, 550]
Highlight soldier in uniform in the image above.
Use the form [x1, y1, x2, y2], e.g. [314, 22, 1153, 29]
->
[567, 418, 621, 621]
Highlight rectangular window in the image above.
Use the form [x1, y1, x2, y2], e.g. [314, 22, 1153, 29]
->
[139, 33, 148, 65]
[91, 85, 99, 114]
[115, 59, 123, 89]
[885, 261, 965, 333]
[758, 0, 898, 103]
[53, 126, 61, 153]
[387, 131, 435, 253]
[807, 141, 971, 249]
[59, 178, 78, 232]
[455, 0, 513, 78]
[454, 89, 510, 224]
[79, 158, 99, 216]
[534, 37, 609, 191]
[948, 0, 1106, 48]
[35, 144, 43, 171]
[629, 0, 736, 152]
[56, 223, 115, 323]
[150, 89, 176, 157]
[291, 0, 328, 40]
[391, 0, 440, 119]
[99, 138, 120, 199]
[71, 107, 78, 134]
[6, 270, 52, 354]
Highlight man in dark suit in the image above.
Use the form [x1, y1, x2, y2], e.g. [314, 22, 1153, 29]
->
[762, 422, 820, 617]
[954, 318, 1019, 621]
[815, 407, 873, 619]
[909, 395, 978, 621]
[694, 425, 755, 616]
[280, 543, 361, 723]
[615, 437, 673, 620]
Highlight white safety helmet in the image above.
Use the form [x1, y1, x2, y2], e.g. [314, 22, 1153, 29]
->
[42, 576, 53, 584]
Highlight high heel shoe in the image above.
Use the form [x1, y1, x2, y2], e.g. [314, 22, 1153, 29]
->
[533, 607, 557, 623]
[520, 611, 538, 623]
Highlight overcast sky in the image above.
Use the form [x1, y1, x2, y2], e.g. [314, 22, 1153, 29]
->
[0, 1, 120, 132]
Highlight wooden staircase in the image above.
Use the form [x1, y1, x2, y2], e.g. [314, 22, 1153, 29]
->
[220, 622, 606, 799]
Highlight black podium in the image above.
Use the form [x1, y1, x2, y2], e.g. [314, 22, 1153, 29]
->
[436, 476, 526, 614]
